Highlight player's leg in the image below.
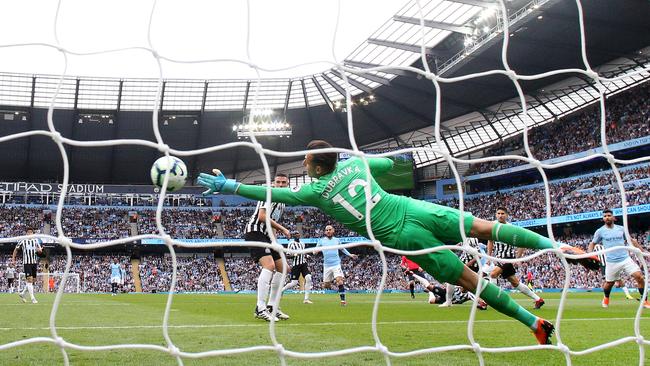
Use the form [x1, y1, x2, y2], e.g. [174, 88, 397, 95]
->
[506, 270, 543, 307]
[438, 283, 454, 307]
[398, 216, 553, 344]
[303, 268, 313, 304]
[626, 258, 649, 308]
[469, 217, 598, 270]
[25, 265, 37, 303]
[455, 265, 553, 344]
[489, 265, 502, 285]
[268, 256, 290, 320]
[282, 266, 300, 292]
[255, 254, 277, 321]
[335, 271, 347, 305]
[603, 260, 624, 308]
[616, 279, 634, 300]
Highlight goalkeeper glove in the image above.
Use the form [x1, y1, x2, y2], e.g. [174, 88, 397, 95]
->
[197, 170, 240, 195]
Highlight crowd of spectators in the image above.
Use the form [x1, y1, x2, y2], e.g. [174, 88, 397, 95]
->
[445, 164, 650, 221]
[0, 227, 647, 292]
[467, 82, 650, 175]
[138, 255, 224, 293]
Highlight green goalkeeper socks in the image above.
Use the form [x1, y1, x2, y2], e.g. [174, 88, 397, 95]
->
[492, 223, 555, 250]
[479, 280, 538, 330]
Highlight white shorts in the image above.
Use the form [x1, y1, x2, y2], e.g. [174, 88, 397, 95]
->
[323, 265, 344, 283]
[111, 276, 121, 284]
[605, 257, 641, 282]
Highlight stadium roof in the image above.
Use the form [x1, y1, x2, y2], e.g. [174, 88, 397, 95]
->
[0, 0, 648, 184]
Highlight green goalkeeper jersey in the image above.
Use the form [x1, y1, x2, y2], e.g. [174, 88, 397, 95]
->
[237, 157, 409, 244]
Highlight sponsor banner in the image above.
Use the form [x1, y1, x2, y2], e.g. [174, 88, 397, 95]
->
[511, 204, 650, 228]
[0, 182, 204, 194]
[139, 236, 373, 245]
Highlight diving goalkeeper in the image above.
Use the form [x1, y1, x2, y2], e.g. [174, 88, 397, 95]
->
[198, 140, 600, 345]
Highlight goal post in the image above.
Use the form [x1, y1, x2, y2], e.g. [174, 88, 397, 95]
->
[17, 272, 81, 294]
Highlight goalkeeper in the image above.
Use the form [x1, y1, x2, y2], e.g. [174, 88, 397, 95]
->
[198, 140, 599, 345]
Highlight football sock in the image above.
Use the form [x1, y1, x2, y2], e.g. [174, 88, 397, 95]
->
[622, 286, 631, 297]
[282, 280, 299, 292]
[304, 274, 312, 301]
[604, 287, 612, 298]
[338, 284, 346, 301]
[517, 282, 540, 301]
[26, 283, 35, 301]
[409, 283, 415, 296]
[492, 223, 555, 250]
[638, 287, 645, 299]
[445, 283, 454, 305]
[267, 271, 283, 308]
[479, 279, 537, 330]
[411, 273, 430, 288]
[257, 268, 273, 311]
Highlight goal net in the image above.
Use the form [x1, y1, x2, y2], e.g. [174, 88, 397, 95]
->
[0, 0, 649, 365]
[17, 272, 80, 294]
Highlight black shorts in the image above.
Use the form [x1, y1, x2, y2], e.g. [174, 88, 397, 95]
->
[290, 263, 311, 281]
[245, 231, 281, 262]
[7, 278, 14, 285]
[496, 262, 516, 278]
[24, 264, 37, 279]
[405, 269, 426, 282]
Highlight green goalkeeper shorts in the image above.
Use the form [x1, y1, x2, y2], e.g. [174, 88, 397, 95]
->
[394, 199, 474, 284]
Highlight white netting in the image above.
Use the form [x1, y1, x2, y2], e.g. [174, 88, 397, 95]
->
[0, 0, 649, 365]
[17, 272, 80, 294]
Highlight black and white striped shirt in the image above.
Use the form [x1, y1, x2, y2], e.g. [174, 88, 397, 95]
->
[16, 238, 42, 265]
[287, 239, 307, 267]
[491, 240, 517, 259]
[593, 244, 606, 266]
[457, 237, 481, 264]
[245, 200, 285, 236]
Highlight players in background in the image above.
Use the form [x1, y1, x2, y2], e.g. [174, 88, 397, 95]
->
[442, 237, 487, 308]
[110, 258, 121, 296]
[12, 227, 42, 304]
[198, 139, 603, 344]
[120, 264, 127, 293]
[593, 243, 635, 300]
[488, 207, 545, 310]
[282, 231, 313, 304]
[588, 209, 649, 308]
[400, 256, 427, 299]
[316, 225, 358, 305]
[5, 265, 16, 293]
[244, 172, 292, 321]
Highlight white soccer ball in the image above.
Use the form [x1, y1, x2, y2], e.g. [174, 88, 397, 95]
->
[150, 156, 187, 192]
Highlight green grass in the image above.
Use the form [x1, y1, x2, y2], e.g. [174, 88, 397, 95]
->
[1, 292, 649, 365]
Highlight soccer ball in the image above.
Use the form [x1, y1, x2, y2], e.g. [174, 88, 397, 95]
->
[150, 156, 187, 192]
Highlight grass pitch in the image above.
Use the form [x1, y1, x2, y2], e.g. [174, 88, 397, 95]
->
[0, 292, 649, 365]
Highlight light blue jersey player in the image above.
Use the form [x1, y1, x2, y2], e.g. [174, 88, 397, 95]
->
[316, 225, 357, 305]
[588, 209, 648, 308]
[110, 259, 122, 296]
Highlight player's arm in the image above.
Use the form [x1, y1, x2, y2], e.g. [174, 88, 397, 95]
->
[486, 240, 494, 263]
[11, 245, 19, 265]
[366, 157, 394, 177]
[588, 230, 601, 252]
[630, 237, 643, 250]
[197, 170, 318, 206]
[340, 245, 358, 260]
[515, 247, 525, 258]
[257, 207, 290, 237]
[587, 242, 596, 252]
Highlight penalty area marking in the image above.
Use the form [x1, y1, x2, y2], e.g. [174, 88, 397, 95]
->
[0, 317, 646, 331]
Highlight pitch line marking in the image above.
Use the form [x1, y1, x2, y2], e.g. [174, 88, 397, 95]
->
[0, 317, 647, 331]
